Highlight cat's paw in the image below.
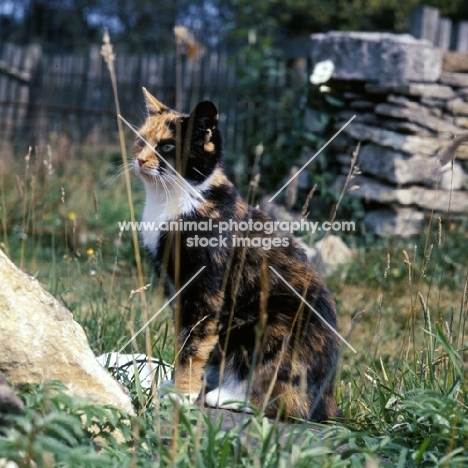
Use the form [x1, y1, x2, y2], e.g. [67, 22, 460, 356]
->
[158, 380, 198, 405]
[205, 386, 253, 413]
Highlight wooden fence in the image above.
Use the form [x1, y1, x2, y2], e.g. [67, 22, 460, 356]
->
[0, 42, 300, 157]
[411, 6, 468, 51]
[4, 4, 464, 154]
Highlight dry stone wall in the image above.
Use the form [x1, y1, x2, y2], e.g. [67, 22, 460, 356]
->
[310, 32, 468, 236]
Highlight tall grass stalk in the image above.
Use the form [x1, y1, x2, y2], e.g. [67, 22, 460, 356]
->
[100, 30, 151, 357]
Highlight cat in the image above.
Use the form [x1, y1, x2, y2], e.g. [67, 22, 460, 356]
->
[133, 88, 341, 421]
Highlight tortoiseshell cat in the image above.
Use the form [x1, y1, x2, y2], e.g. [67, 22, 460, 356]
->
[133, 88, 340, 421]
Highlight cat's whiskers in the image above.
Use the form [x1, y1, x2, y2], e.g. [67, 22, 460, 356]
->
[104, 162, 135, 188]
[157, 174, 172, 202]
[191, 167, 206, 179]
[164, 173, 192, 201]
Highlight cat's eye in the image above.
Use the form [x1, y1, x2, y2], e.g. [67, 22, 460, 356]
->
[160, 144, 175, 153]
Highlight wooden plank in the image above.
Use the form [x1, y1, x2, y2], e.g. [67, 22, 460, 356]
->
[0, 59, 31, 83]
[456, 21, 468, 52]
[436, 18, 452, 50]
[147, 54, 159, 89]
[4, 44, 22, 138]
[179, 55, 190, 112]
[0, 44, 9, 140]
[15, 44, 42, 134]
[411, 6, 440, 45]
[73, 54, 86, 109]
[235, 52, 247, 158]
[87, 44, 102, 110]
[164, 52, 176, 109]
[224, 62, 235, 151]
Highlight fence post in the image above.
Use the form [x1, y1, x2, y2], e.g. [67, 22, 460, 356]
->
[17, 44, 42, 139]
[456, 21, 468, 51]
[411, 5, 440, 45]
[436, 18, 452, 50]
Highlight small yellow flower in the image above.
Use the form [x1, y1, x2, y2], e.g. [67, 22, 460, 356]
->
[68, 212, 76, 220]
[87, 248, 94, 256]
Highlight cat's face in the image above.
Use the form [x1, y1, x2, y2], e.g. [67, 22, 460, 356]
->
[133, 88, 221, 187]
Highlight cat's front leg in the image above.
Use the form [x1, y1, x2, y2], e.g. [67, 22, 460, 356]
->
[174, 316, 219, 401]
[158, 379, 199, 404]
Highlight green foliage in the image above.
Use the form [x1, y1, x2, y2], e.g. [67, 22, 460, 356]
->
[1, 140, 468, 466]
[221, 0, 468, 36]
[3, 0, 468, 54]
[0, 381, 134, 467]
[225, 37, 311, 195]
[2, 323, 466, 466]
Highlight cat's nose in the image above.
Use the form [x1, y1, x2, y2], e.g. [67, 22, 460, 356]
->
[137, 158, 145, 167]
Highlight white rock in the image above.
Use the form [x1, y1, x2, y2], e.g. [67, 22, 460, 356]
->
[365, 209, 425, 237]
[335, 175, 468, 213]
[439, 72, 468, 88]
[342, 122, 468, 159]
[311, 32, 441, 84]
[0, 249, 134, 415]
[357, 144, 466, 189]
[304, 235, 353, 277]
[439, 161, 467, 190]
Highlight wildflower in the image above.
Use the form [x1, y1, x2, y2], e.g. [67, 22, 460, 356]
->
[310, 60, 334, 85]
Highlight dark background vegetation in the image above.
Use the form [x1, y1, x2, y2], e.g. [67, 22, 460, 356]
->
[1, 0, 468, 53]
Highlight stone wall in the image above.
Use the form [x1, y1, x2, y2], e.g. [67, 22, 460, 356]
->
[310, 32, 468, 236]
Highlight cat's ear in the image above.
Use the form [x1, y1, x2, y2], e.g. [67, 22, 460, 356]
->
[142, 87, 168, 115]
[191, 101, 219, 130]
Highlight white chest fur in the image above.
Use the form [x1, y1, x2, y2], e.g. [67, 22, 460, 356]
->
[141, 174, 214, 253]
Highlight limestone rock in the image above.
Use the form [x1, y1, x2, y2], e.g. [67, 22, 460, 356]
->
[357, 144, 466, 189]
[439, 162, 467, 191]
[442, 51, 468, 72]
[420, 96, 451, 109]
[364, 209, 425, 237]
[342, 122, 468, 159]
[439, 72, 468, 88]
[454, 117, 468, 129]
[335, 175, 468, 213]
[386, 94, 430, 110]
[349, 100, 375, 110]
[380, 35, 442, 84]
[311, 32, 441, 84]
[0, 249, 134, 415]
[311, 32, 382, 82]
[380, 120, 432, 136]
[457, 88, 468, 99]
[302, 235, 353, 277]
[365, 83, 454, 100]
[447, 99, 468, 116]
[374, 103, 460, 134]
[343, 123, 437, 155]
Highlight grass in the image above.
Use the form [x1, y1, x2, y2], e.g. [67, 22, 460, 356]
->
[1, 135, 467, 465]
[1, 141, 467, 467]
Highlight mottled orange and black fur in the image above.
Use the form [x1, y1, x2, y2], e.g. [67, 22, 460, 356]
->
[134, 88, 340, 421]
